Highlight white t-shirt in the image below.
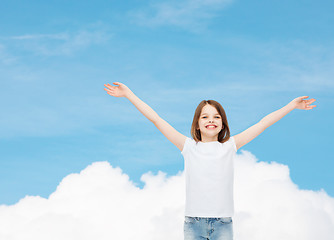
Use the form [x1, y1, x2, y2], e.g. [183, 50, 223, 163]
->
[181, 136, 237, 218]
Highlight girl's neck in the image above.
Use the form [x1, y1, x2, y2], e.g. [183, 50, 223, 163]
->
[200, 136, 218, 143]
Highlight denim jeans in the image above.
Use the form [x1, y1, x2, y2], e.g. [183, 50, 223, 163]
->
[184, 216, 233, 240]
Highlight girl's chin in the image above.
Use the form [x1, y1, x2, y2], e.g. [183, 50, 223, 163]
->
[204, 129, 219, 133]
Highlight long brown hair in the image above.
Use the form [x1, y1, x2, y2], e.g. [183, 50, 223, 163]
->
[190, 100, 231, 143]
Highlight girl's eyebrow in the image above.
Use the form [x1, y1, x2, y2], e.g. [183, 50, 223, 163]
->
[201, 113, 220, 116]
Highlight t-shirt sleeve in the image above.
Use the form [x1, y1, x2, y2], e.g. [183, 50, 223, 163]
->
[181, 137, 191, 156]
[230, 136, 237, 152]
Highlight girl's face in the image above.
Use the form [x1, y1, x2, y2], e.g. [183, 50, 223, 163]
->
[197, 104, 223, 141]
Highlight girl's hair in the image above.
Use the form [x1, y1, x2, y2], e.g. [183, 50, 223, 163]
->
[190, 100, 231, 143]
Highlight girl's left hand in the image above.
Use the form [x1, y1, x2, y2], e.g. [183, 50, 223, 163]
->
[290, 96, 317, 110]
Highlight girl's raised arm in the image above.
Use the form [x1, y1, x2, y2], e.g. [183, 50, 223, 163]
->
[233, 96, 316, 150]
[104, 82, 186, 152]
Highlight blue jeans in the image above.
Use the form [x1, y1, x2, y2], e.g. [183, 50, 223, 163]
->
[184, 216, 233, 240]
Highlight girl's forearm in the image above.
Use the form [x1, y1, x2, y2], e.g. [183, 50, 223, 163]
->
[126, 91, 160, 122]
[260, 102, 296, 128]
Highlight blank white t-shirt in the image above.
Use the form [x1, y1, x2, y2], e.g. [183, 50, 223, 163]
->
[181, 136, 237, 218]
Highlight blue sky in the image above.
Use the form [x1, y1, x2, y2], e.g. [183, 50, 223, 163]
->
[0, 0, 333, 205]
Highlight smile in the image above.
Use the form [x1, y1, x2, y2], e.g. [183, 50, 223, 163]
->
[206, 125, 217, 129]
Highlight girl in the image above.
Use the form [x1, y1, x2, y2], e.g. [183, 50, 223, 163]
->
[104, 82, 316, 240]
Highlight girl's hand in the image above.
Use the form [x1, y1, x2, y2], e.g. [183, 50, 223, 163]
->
[290, 96, 317, 110]
[104, 82, 132, 98]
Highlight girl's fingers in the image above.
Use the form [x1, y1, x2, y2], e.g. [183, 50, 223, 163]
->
[104, 88, 114, 94]
[104, 84, 116, 91]
[305, 105, 316, 110]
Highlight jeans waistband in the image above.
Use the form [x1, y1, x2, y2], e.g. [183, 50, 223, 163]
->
[185, 216, 232, 221]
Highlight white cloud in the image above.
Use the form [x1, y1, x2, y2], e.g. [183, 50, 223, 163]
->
[1, 151, 333, 240]
[4, 27, 111, 56]
[129, 0, 232, 30]
[9, 33, 69, 41]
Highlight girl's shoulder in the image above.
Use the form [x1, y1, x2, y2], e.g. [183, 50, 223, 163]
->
[181, 137, 196, 155]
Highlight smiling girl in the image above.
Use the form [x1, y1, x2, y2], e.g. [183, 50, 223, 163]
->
[104, 82, 316, 240]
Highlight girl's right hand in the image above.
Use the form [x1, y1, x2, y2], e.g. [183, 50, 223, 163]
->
[104, 82, 132, 98]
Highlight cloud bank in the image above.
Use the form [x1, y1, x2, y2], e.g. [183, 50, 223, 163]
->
[0, 150, 333, 240]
